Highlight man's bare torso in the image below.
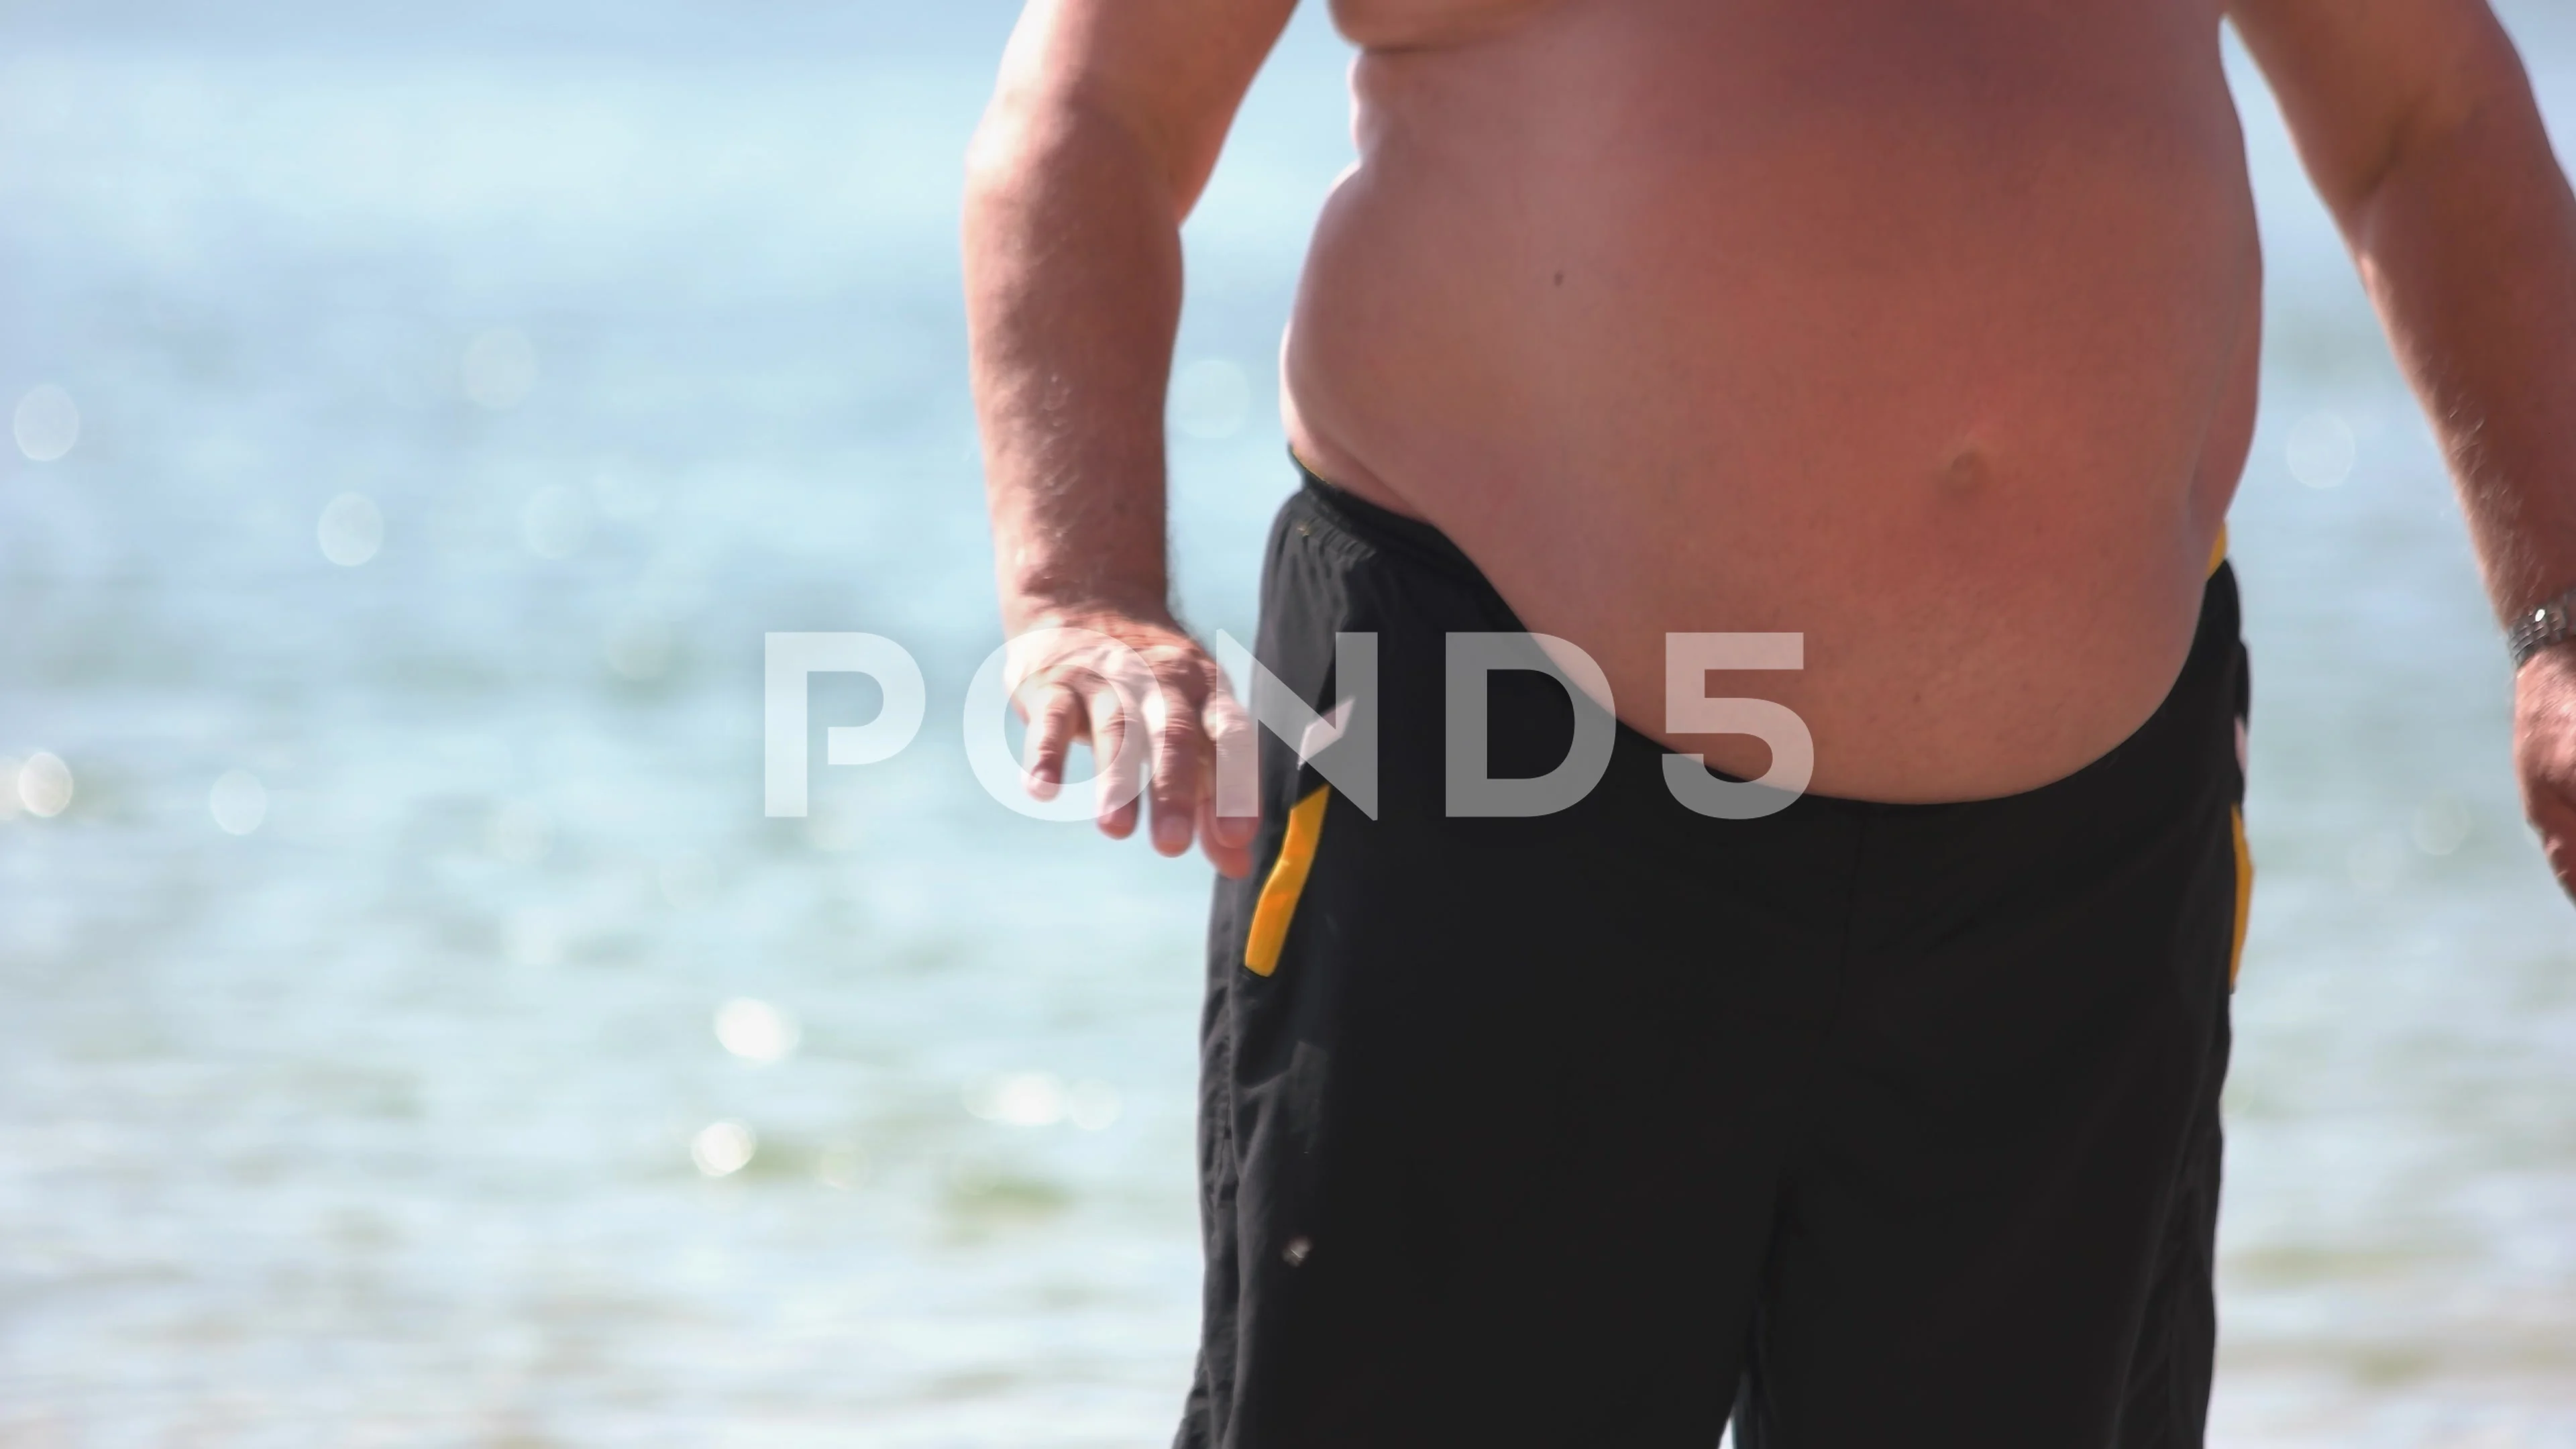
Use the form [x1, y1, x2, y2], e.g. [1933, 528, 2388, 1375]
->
[1283, 0, 2260, 801]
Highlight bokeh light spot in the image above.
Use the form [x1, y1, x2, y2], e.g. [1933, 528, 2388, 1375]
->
[2287, 411, 2356, 490]
[209, 769, 268, 836]
[965, 1071, 1067, 1127]
[17, 752, 74, 818]
[13, 384, 80, 462]
[318, 493, 384, 567]
[692, 1120, 756, 1177]
[714, 998, 800, 1064]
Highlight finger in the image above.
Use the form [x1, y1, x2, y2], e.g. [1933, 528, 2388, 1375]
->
[1197, 790, 1256, 879]
[1146, 659, 1212, 857]
[2542, 822, 2576, 901]
[2530, 787, 2576, 902]
[1021, 682, 1084, 801]
[1201, 684, 1258, 847]
[1086, 670, 1144, 839]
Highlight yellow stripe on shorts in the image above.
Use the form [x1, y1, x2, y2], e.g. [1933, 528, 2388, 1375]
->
[1244, 786, 1332, 977]
[2229, 804, 2253, 987]
[2208, 523, 2229, 579]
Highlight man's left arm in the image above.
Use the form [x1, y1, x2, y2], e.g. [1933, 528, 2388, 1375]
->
[2234, 0, 2576, 900]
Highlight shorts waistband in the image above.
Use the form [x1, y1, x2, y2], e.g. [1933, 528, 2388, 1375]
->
[1291, 450, 1494, 593]
[1275, 447, 2243, 820]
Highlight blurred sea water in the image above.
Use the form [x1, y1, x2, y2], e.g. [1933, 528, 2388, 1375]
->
[1, 4, 2573, 1444]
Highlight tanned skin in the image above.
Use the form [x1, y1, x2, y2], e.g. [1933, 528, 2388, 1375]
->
[964, 0, 2576, 900]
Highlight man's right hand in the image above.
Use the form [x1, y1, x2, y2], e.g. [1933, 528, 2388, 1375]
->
[966, 0, 1295, 879]
[1008, 604, 1258, 878]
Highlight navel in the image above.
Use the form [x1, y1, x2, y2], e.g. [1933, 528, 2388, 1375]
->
[1938, 446, 1989, 495]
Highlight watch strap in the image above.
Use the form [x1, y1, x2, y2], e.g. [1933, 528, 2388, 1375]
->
[2509, 588, 2576, 669]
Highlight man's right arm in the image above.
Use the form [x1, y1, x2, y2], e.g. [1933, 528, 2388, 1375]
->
[964, 0, 1297, 877]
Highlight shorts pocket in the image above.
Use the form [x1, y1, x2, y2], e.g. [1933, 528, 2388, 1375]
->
[1244, 786, 1333, 977]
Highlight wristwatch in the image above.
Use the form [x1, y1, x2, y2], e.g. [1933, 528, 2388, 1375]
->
[2508, 587, 2576, 669]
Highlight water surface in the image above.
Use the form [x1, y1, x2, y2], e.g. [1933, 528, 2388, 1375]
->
[1, 6, 2572, 1444]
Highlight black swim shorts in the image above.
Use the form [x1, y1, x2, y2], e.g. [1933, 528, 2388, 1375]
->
[1177, 460, 2252, 1449]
